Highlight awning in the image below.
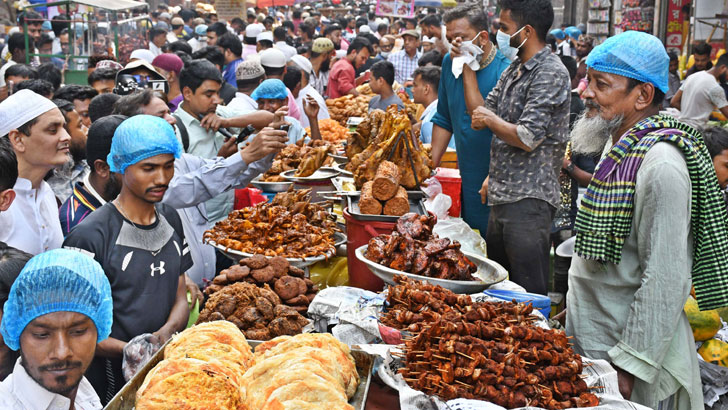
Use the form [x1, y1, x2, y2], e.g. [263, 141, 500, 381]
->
[31, 0, 148, 11]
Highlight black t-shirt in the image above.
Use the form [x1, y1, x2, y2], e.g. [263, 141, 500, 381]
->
[63, 202, 193, 342]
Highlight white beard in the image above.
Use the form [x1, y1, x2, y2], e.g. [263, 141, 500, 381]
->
[570, 110, 624, 156]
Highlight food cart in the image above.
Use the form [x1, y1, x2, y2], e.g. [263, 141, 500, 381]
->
[22, 0, 149, 85]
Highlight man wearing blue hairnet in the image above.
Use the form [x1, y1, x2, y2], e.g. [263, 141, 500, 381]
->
[62, 115, 193, 404]
[251, 78, 322, 144]
[0, 248, 113, 409]
[561, 31, 728, 409]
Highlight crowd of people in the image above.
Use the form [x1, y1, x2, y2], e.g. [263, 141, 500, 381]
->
[0, 1, 727, 409]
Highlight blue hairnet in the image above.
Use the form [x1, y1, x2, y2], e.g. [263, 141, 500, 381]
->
[565, 26, 581, 39]
[586, 31, 669, 93]
[107, 115, 182, 174]
[251, 79, 288, 101]
[0, 249, 113, 351]
[549, 29, 565, 40]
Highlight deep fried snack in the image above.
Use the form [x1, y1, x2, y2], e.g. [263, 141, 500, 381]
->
[136, 369, 244, 410]
[224, 265, 250, 282]
[251, 265, 275, 283]
[243, 254, 268, 269]
[275, 276, 302, 301]
[269, 256, 291, 277]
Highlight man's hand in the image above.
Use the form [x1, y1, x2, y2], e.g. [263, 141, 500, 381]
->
[471, 106, 496, 131]
[240, 127, 289, 163]
[303, 96, 320, 119]
[562, 156, 571, 171]
[270, 106, 289, 129]
[552, 309, 566, 327]
[216, 135, 239, 158]
[184, 274, 203, 308]
[450, 37, 463, 58]
[479, 175, 489, 204]
[200, 113, 228, 131]
[151, 325, 176, 346]
[0, 85, 8, 102]
[615, 366, 635, 400]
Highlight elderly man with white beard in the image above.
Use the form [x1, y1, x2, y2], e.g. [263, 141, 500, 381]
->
[563, 31, 728, 410]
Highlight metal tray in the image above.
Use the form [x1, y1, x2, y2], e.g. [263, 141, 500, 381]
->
[333, 162, 353, 177]
[355, 244, 508, 293]
[281, 167, 340, 183]
[206, 240, 334, 268]
[104, 339, 373, 410]
[346, 190, 428, 222]
[328, 153, 349, 164]
[250, 175, 294, 193]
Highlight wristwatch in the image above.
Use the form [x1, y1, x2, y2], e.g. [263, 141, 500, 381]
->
[565, 161, 576, 174]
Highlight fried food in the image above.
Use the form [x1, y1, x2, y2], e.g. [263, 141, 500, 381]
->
[262, 140, 337, 181]
[366, 213, 478, 281]
[348, 106, 432, 189]
[306, 118, 350, 143]
[241, 333, 359, 409]
[197, 282, 308, 340]
[204, 190, 337, 259]
[137, 357, 246, 398]
[135, 368, 244, 410]
[164, 321, 255, 370]
[326, 94, 372, 124]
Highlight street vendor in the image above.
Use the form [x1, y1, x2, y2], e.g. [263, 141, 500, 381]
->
[0, 248, 113, 410]
[468, 0, 571, 295]
[251, 79, 322, 144]
[429, 4, 510, 237]
[62, 116, 193, 404]
[565, 31, 728, 409]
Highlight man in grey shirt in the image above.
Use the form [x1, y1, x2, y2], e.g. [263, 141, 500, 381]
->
[467, 0, 570, 294]
[368, 60, 405, 112]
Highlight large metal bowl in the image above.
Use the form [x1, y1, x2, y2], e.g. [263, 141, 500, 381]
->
[250, 175, 294, 193]
[207, 240, 335, 268]
[355, 245, 507, 293]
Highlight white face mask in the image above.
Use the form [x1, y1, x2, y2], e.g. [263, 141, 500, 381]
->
[380, 51, 390, 58]
[496, 26, 527, 61]
[460, 32, 484, 58]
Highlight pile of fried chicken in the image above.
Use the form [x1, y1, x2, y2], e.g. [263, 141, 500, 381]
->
[346, 107, 432, 189]
[262, 140, 337, 181]
[203, 190, 337, 259]
[366, 213, 478, 281]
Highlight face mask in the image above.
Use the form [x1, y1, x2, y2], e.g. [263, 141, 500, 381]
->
[460, 33, 485, 60]
[496, 26, 527, 61]
[380, 51, 390, 58]
[461, 32, 484, 58]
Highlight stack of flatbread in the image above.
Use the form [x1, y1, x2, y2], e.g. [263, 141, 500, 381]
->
[242, 333, 359, 409]
[135, 321, 253, 410]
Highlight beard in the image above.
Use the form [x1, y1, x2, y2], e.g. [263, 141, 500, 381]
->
[320, 58, 331, 73]
[570, 103, 624, 156]
[103, 173, 122, 201]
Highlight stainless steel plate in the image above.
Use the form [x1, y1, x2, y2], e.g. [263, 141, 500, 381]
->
[355, 244, 508, 293]
[333, 162, 353, 177]
[250, 175, 294, 193]
[281, 167, 341, 183]
[206, 240, 334, 268]
[328, 153, 349, 164]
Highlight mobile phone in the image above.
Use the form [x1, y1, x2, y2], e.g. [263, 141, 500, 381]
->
[279, 124, 290, 132]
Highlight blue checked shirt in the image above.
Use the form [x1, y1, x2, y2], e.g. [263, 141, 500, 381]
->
[387, 50, 422, 84]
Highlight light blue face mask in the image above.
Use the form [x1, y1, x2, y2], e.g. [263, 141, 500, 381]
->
[496, 26, 527, 61]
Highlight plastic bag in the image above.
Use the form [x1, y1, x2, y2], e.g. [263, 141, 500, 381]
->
[433, 217, 487, 257]
[122, 333, 162, 381]
[423, 177, 452, 221]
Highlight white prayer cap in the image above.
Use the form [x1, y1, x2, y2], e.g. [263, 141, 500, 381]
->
[257, 31, 274, 43]
[359, 25, 371, 33]
[245, 23, 264, 38]
[290, 55, 313, 74]
[129, 49, 155, 64]
[0, 90, 58, 137]
[422, 36, 435, 44]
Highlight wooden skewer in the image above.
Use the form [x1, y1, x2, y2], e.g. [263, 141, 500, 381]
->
[589, 386, 604, 389]
[432, 354, 450, 361]
[454, 380, 473, 389]
[456, 351, 475, 360]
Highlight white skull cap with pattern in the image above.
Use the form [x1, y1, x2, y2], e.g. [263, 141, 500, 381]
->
[0, 90, 57, 137]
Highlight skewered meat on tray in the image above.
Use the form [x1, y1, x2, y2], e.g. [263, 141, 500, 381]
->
[382, 276, 599, 409]
[366, 213, 478, 281]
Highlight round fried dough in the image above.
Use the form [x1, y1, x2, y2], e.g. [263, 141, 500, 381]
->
[136, 369, 244, 410]
[165, 321, 254, 370]
[137, 357, 246, 399]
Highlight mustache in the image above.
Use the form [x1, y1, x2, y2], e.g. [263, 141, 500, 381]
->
[39, 360, 82, 372]
[146, 185, 168, 194]
[584, 99, 600, 111]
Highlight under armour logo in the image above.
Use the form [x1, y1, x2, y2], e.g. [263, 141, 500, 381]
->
[150, 261, 166, 277]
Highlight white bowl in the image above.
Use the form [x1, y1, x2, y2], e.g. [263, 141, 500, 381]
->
[355, 245, 507, 293]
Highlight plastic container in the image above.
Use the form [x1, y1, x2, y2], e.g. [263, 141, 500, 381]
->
[234, 187, 267, 210]
[343, 208, 396, 291]
[434, 167, 462, 217]
[482, 289, 552, 318]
